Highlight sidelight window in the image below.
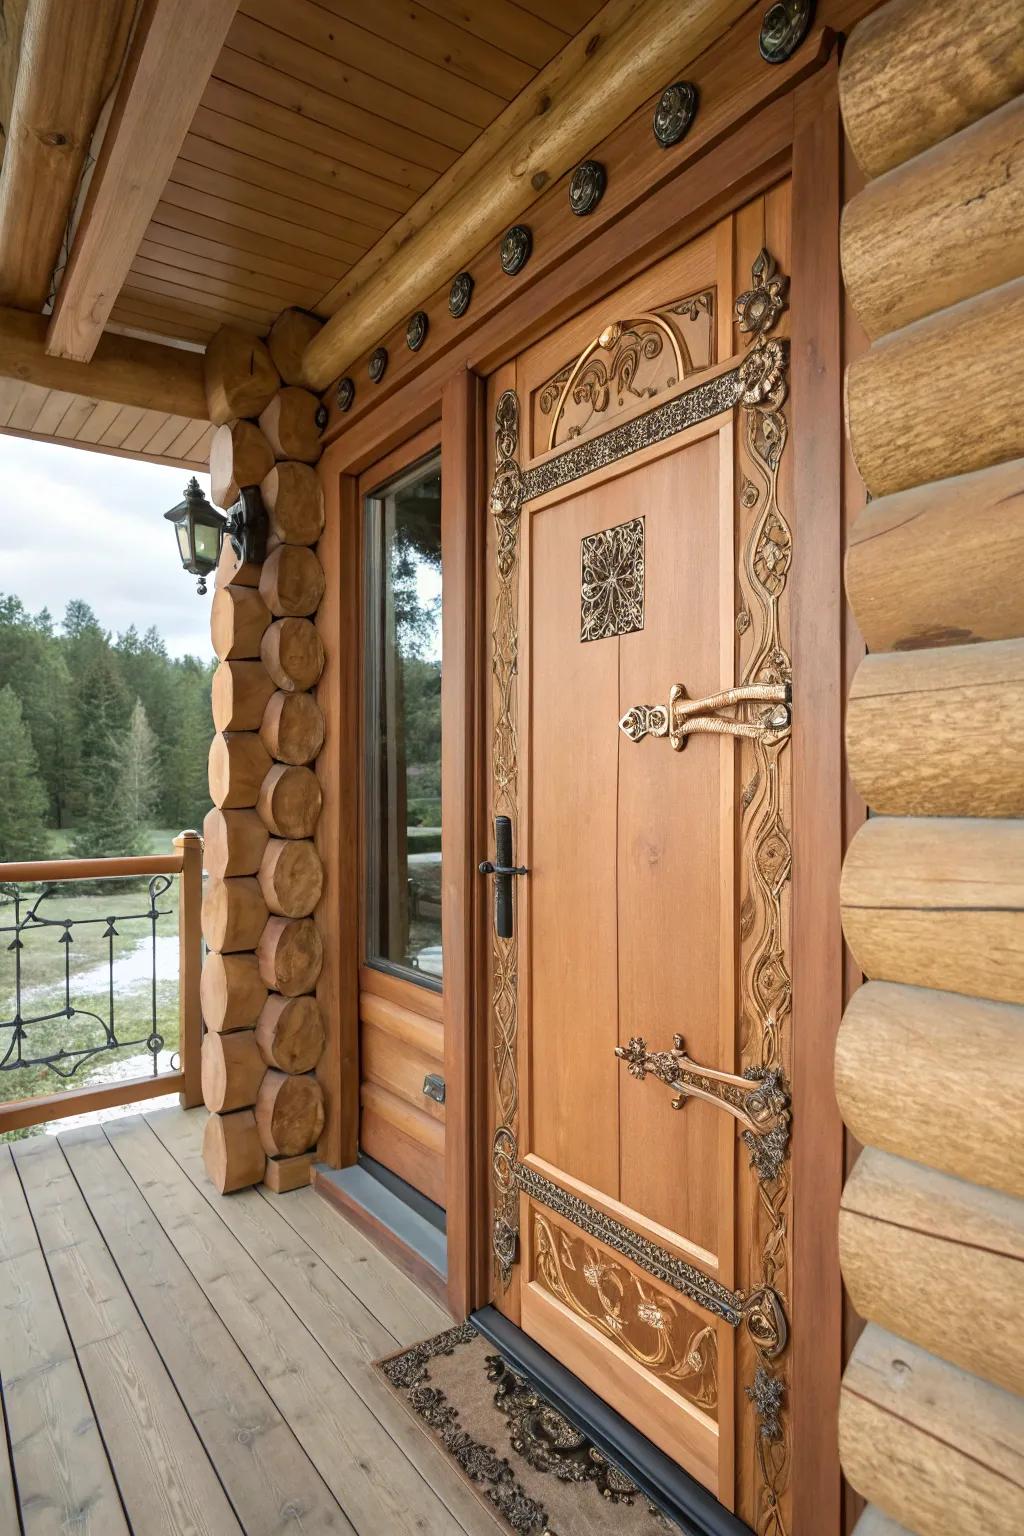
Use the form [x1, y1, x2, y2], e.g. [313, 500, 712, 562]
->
[364, 454, 443, 987]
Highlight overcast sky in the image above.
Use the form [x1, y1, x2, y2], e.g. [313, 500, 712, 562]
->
[0, 436, 214, 658]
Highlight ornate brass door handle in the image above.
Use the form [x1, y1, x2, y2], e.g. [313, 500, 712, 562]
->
[619, 681, 790, 750]
[616, 1034, 790, 1183]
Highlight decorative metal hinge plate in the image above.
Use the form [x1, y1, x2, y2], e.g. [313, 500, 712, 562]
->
[616, 1034, 791, 1183]
[619, 681, 790, 750]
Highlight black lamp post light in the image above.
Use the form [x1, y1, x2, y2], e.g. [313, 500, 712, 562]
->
[165, 477, 268, 595]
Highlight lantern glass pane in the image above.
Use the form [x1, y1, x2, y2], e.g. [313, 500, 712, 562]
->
[175, 523, 191, 563]
[194, 522, 221, 564]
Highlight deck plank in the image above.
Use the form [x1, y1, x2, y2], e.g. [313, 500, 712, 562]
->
[13, 1136, 243, 1536]
[58, 1125, 351, 1536]
[147, 1107, 502, 1534]
[108, 1111, 499, 1536]
[256, 1181, 453, 1343]
[0, 1144, 130, 1536]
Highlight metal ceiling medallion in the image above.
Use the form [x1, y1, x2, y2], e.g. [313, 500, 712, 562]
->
[449, 271, 474, 318]
[500, 225, 532, 276]
[406, 310, 428, 352]
[368, 346, 388, 383]
[336, 376, 355, 413]
[653, 81, 698, 147]
[759, 0, 815, 62]
[569, 159, 606, 216]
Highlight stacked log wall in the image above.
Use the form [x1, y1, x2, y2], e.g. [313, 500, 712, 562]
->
[200, 311, 329, 1195]
[836, 2, 1024, 1530]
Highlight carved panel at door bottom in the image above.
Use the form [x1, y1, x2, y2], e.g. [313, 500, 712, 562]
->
[530, 1207, 719, 1415]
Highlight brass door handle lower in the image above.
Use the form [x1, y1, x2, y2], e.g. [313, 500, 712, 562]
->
[619, 681, 790, 750]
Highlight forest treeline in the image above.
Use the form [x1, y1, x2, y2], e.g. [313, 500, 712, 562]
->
[0, 595, 214, 862]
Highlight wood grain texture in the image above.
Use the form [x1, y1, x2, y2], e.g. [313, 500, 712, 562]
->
[200, 951, 268, 1033]
[260, 690, 325, 765]
[845, 458, 1024, 652]
[258, 544, 326, 618]
[204, 325, 279, 425]
[839, 1147, 1024, 1393]
[10, 1136, 240, 1536]
[839, 1325, 1024, 1534]
[209, 419, 275, 510]
[201, 1028, 266, 1113]
[256, 915, 323, 996]
[301, 0, 749, 386]
[841, 96, 1024, 338]
[847, 638, 1024, 816]
[258, 836, 324, 917]
[267, 307, 322, 386]
[203, 806, 269, 879]
[255, 994, 325, 1074]
[845, 278, 1024, 497]
[839, 0, 1024, 179]
[258, 387, 323, 464]
[261, 460, 325, 546]
[836, 981, 1024, 1197]
[0, 307, 207, 417]
[211, 583, 271, 660]
[202, 1105, 267, 1191]
[0, 1147, 131, 1534]
[0, 0, 133, 310]
[211, 659, 276, 732]
[257, 762, 323, 839]
[200, 874, 268, 954]
[208, 731, 272, 809]
[261, 616, 325, 691]
[255, 1070, 325, 1157]
[45, 0, 238, 362]
[56, 1123, 347, 1531]
[841, 815, 1024, 1004]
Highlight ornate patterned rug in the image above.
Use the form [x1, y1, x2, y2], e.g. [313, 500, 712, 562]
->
[376, 1321, 684, 1535]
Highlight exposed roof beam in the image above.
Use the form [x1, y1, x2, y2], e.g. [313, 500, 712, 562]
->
[46, 0, 238, 364]
[0, 304, 207, 415]
[0, 0, 134, 311]
[301, 0, 748, 392]
[0, 0, 28, 163]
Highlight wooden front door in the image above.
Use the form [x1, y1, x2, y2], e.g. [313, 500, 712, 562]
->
[485, 189, 796, 1527]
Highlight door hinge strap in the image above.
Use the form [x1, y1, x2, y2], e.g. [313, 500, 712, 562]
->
[619, 681, 791, 750]
[615, 1034, 791, 1185]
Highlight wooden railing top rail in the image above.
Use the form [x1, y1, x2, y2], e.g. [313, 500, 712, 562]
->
[0, 851, 184, 883]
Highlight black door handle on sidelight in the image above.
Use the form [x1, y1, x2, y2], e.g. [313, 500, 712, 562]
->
[479, 815, 527, 940]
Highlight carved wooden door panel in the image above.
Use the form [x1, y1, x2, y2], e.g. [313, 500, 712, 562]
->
[484, 189, 795, 1531]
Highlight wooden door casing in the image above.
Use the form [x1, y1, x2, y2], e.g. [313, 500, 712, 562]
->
[485, 189, 796, 1524]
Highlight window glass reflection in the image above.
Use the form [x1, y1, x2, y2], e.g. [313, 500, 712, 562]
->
[365, 455, 442, 984]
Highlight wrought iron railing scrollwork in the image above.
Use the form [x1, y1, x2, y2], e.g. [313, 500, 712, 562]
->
[0, 874, 175, 1083]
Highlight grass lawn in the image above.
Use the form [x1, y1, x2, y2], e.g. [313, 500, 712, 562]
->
[0, 828, 186, 1138]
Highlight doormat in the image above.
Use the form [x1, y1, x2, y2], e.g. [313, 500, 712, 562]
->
[376, 1320, 681, 1535]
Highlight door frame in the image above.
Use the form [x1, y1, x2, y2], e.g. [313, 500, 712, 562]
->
[315, 59, 845, 1531]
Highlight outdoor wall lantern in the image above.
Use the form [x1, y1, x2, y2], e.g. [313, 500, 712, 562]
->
[164, 477, 267, 595]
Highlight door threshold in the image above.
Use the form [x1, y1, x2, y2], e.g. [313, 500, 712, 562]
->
[471, 1305, 753, 1536]
[313, 1157, 449, 1310]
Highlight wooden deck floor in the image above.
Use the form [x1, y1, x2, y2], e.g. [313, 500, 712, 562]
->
[0, 1106, 504, 1536]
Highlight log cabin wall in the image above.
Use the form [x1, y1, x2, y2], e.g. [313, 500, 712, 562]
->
[200, 314, 331, 1194]
[835, 0, 1024, 1531]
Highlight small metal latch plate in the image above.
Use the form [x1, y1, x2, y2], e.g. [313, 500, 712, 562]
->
[423, 1073, 446, 1105]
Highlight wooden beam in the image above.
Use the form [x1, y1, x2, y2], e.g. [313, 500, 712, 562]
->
[0, 305, 207, 415]
[0, 0, 28, 161]
[46, 0, 238, 363]
[0, 0, 134, 310]
[300, 0, 747, 390]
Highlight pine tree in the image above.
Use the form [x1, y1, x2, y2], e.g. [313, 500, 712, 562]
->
[0, 686, 51, 861]
[112, 700, 159, 847]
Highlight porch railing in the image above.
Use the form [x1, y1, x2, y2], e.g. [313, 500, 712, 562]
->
[0, 830, 203, 1135]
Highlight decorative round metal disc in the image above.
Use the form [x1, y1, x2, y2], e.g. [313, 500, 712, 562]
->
[449, 271, 474, 318]
[759, 0, 814, 63]
[368, 346, 388, 383]
[336, 376, 355, 413]
[568, 160, 605, 217]
[500, 225, 532, 277]
[314, 402, 328, 432]
[653, 81, 698, 148]
[406, 310, 428, 352]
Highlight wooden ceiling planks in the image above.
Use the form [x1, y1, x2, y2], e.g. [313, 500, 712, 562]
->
[112, 0, 605, 342]
[0, 378, 212, 468]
